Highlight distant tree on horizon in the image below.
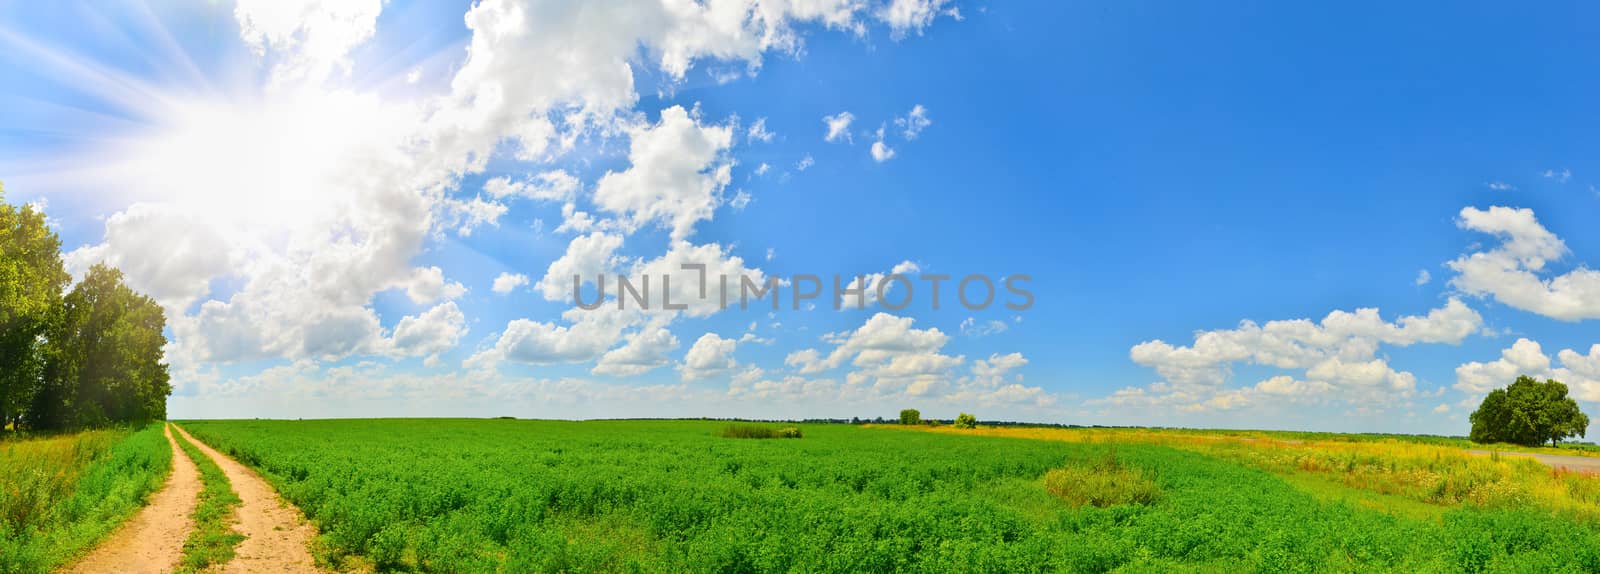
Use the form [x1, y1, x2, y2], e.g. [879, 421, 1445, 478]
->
[1469, 375, 1590, 447]
[899, 409, 921, 425]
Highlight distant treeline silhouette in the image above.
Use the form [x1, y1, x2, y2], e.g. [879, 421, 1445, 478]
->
[2, 184, 171, 432]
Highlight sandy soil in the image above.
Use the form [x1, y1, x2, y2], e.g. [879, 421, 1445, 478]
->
[1464, 449, 1600, 474]
[170, 425, 324, 574]
[65, 424, 200, 574]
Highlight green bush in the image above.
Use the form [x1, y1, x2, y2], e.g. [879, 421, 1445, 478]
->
[1044, 452, 1161, 507]
[714, 424, 801, 439]
[954, 413, 978, 429]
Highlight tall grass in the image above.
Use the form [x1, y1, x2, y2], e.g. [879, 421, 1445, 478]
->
[172, 427, 244, 573]
[714, 423, 802, 439]
[0, 424, 170, 573]
[1043, 451, 1161, 507]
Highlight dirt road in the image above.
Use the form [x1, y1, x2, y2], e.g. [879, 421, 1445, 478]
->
[1465, 449, 1600, 473]
[66, 424, 200, 574]
[170, 425, 324, 574]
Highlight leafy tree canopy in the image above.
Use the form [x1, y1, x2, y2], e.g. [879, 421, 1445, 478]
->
[1469, 375, 1591, 447]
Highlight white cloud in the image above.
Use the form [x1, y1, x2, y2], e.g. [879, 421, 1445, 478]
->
[823, 111, 854, 143]
[592, 317, 678, 377]
[399, 266, 467, 304]
[484, 170, 579, 203]
[1448, 205, 1600, 321]
[234, 0, 382, 85]
[870, 141, 895, 162]
[1115, 299, 1483, 411]
[63, 0, 964, 410]
[467, 307, 643, 370]
[64, 203, 235, 310]
[679, 333, 739, 381]
[1415, 269, 1431, 286]
[1486, 181, 1516, 191]
[870, 124, 895, 161]
[388, 301, 468, 365]
[593, 106, 733, 241]
[1542, 168, 1572, 184]
[492, 272, 529, 295]
[795, 154, 815, 171]
[1456, 338, 1600, 402]
[895, 104, 931, 140]
[878, 0, 953, 38]
[747, 117, 775, 143]
[960, 317, 1008, 337]
[536, 232, 624, 301]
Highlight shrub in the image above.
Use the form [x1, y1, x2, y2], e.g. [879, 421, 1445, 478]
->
[1044, 452, 1161, 507]
[954, 413, 978, 429]
[714, 424, 801, 439]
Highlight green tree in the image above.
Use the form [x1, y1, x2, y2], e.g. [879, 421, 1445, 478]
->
[1469, 375, 1591, 447]
[898, 409, 921, 425]
[31, 264, 171, 430]
[0, 184, 70, 431]
[953, 413, 977, 429]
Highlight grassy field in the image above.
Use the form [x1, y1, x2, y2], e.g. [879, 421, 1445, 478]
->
[0, 423, 170, 573]
[178, 418, 1600, 573]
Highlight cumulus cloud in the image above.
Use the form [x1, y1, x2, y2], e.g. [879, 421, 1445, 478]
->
[1448, 206, 1600, 321]
[780, 313, 1054, 407]
[400, 266, 467, 304]
[869, 124, 895, 161]
[64, 203, 235, 310]
[593, 317, 679, 377]
[388, 301, 468, 366]
[492, 272, 529, 295]
[592, 106, 733, 240]
[878, 0, 953, 38]
[1109, 299, 1483, 411]
[1456, 338, 1600, 402]
[70, 0, 964, 410]
[466, 307, 643, 370]
[679, 333, 739, 381]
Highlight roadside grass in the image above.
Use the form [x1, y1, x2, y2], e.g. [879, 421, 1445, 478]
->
[905, 425, 1600, 517]
[181, 419, 1600, 571]
[1043, 451, 1161, 507]
[0, 423, 170, 573]
[171, 425, 244, 573]
[714, 423, 803, 439]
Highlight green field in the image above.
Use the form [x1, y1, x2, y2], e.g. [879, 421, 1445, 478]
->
[179, 419, 1600, 573]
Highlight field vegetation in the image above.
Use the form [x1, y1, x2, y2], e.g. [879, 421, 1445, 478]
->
[0, 423, 170, 572]
[904, 425, 1600, 517]
[714, 423, 802, 439]
[181, 418, 1600, 572]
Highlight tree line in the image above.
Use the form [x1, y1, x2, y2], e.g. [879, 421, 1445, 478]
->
[1, 183, 171, 432]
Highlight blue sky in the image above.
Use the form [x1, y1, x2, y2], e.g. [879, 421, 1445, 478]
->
[2, 1, 1597, 434]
